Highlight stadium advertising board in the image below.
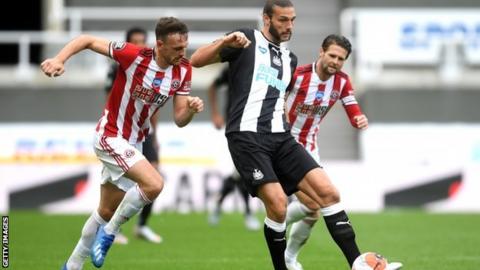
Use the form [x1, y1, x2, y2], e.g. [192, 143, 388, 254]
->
[350, 9, 480, 65]
[1, 123, 479, 213]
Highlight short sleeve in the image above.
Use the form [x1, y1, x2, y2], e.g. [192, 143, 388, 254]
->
[109, 42, 141, 70]
[176, 64, 192, 96]
[219, 29, 251, 62]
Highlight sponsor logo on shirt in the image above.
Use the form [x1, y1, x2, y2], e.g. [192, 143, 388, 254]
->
[132, 84, 169, 106]
[152, 78, 163, 89]
[256, 64, 288, 92]
[294, 103, 329, 118]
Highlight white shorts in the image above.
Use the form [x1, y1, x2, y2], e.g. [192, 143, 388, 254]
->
[94, 134, 146, 191]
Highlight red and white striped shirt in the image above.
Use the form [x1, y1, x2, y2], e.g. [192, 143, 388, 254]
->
[96, 41, 191, 143]
[286, 62, 362, 154]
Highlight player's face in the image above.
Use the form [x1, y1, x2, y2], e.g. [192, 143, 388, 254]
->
[319, 44, 348, 75]
[264, 6, 296, 43]
[157, 33, 188, 66]
[129, 33, 147, 47]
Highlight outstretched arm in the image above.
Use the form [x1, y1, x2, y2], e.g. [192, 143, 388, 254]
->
[173, 95, 204, 127]
[190, 31, 251, 68]
[40, 34, 110, 77]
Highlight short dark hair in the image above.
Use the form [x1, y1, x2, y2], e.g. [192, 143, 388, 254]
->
[263, 0, 293, 18]
[155, 17, 188, 41]
[322, 34, 352, 59]
[125, 27, 147, 42]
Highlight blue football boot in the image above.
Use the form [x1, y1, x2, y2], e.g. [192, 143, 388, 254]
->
[90, 225, 115, 268]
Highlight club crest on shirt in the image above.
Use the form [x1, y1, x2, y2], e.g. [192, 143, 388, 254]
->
[152, 77, 163, 89]
[112, 41, 126, 50]
[272, 55, 282, 66]
[171, 79, 181, 90]
[330, 90, 340, 100]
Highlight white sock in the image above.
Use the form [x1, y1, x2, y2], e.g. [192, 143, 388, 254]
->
[104, 185, 150, 235]
[285, 220, 313, 262]
[286, 200, 310, 226]
[320, 202, 343, 217]
[264, 217, 286, 232]
[66, 211, 106, 270]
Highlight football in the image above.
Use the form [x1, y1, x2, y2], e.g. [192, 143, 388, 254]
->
[352, 252, 388, 270]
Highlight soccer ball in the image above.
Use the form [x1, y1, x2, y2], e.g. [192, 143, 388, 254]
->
[352, 252, 388, 270]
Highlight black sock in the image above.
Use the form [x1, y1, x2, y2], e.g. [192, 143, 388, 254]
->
[323, 211, 361, 266]
[264, 224, 287, 270]
[138, 202, 153, 226]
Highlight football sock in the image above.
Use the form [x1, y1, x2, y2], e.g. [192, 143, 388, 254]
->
[104, 185, 151, 235]
[66, 211, 106, 270]
[286, 200, 310, 225]
[138, 202, 153, 226]
[285, 219, 314, 262]
[321, 203, 360, 266]
[264, 217, 288, 270]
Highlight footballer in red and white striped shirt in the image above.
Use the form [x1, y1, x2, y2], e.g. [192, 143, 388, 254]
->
[283, 35, 404, 270]
[286, 38, 368, 161]
[96, 41, 192, 143]
[41, 17, 204, 269]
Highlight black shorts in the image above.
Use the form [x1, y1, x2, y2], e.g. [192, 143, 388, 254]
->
[226, 131, 320, 197]
[142, 134, 159, 162]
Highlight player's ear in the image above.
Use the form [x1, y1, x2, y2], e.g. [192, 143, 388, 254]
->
[262, 13, 271, 26]
[156, 39, 164, 49]
[319, 48, 324, 58]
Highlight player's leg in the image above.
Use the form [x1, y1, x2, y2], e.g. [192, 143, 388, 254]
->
[91, 136, 163, 267]
[235, 173, 260, 230]
[257, 183, 289, 270]
[208, 174, 235, 225]
[135, 135, 162, 243]
[62, 181, 124, 270]
[285, 192, 320, 270]
[297, 168, 360, 266]
[226, 132, 288, 270]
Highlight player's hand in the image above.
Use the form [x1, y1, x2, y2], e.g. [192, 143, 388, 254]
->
[353, 115, 368, 130]
[187, 96, 204, 113]
[222, 31, 251, 49]
[211, 112, 225, 129]
[40, 58, 65, 78]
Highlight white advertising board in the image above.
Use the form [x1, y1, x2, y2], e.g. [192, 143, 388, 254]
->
[345, 9, 480, 65]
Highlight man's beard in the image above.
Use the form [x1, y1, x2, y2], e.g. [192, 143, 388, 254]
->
[269, 24, 290, 43]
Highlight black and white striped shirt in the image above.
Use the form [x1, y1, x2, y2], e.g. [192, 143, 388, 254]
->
[220, 28, 297, 134]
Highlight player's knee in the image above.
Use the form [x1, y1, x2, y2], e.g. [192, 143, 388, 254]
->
[143, 177, 164, 200]
[266, 196, 288, 220]
[97, 207, 115, 221]
[319, 185, 340, 205]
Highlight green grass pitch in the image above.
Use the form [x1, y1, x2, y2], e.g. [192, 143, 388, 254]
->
[8, 210, 480, 270]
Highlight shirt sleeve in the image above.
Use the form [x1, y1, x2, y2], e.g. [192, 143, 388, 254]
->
[109, 41, 141, 70]
[176, 64, 192, 96]
[341, 77, 363, 128]
[219, 29, 250, 62]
